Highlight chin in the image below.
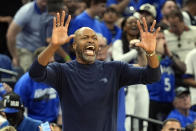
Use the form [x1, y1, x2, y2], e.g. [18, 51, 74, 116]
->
[82, 55, 96, 64]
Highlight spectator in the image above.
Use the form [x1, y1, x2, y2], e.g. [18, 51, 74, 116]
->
[147, 29, 185, 131]
[14, 47, 60, 123]
[112, 16, 149, 131]
[106, 0, 149, 16]
[71, 0, 112, 44]
[183, 48, 196, 111]
[39, 0, 72, 63]
[96, 34, 110, 61]
[160, 0, 178, 27]
[164, 9, 196, 61]
[6, 0, 48, 72]
[0, 92, 42, 131]
[167, 86, 196, 128]
[182, 0, 196, 26]
[161, 118, 182, 131]
[102, 7, 122, 43]
[29, 11, 161, 131]
[137, 3, 157, 28]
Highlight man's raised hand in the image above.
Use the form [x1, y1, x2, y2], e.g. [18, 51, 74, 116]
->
[135, 17, 160, 54]
[52, 11, 74, 45]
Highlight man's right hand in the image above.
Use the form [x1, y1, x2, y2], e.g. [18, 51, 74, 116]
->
[51, 11, 74, 46]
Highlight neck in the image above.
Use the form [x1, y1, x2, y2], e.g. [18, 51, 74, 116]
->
[105, 22, 115, 30]
[170, 23, 186, 36]
[178, 109, 189, 116]
[86, 8, 96, 18]
[76, 57, 95, 65]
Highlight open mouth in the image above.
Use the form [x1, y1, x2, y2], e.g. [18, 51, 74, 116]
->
[84, 45, 95, 56]
[130, 26, 138, 30]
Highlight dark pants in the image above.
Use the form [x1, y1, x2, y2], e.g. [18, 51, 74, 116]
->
[147, 100, 173, 131]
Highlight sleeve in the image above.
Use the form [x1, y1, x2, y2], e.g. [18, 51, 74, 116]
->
[13, 3, 31, 27]
[112, 27, 122, 43]
[69, 18, 82, 35]
[118, 62, 161, 87]
[106, 0, 118, 7]
[185, 51, 194, 75]
[112, 40, 138, 62]
[14, 74, 30, 107]
[183, 50, 195, 79]
[29, 59, 60, 88]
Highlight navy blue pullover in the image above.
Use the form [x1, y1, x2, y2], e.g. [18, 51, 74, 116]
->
[29, 60, 161, 131]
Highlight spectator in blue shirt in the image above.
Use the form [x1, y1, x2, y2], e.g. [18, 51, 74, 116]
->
[102, 7, 122, 44]
[14, 47, 60, 123]
[0, 92, 42, 131]
[106, 0, 150, 16]
[71, 0, 112, 44]
[167, 86, 196, 128]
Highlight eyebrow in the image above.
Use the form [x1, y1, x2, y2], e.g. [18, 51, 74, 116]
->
[168, 128, 181, 131]
[81, 34, 97, 37]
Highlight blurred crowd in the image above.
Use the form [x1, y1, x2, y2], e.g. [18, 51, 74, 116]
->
[0, 0, 196, 131]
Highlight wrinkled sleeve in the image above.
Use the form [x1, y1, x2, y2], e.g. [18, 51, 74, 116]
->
[29, 59, 59, 88]
[119, 62, 161, 87]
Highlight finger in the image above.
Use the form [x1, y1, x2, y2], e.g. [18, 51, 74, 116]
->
[56, 12, 60, 26]
[142, 17, 148, 32]
[66, 34, 75, 43]
[65, 15, 71, 30]
[137, 20, 143, 34]
[154, 27, 161, 36]
[61, 10, 65, 26]
[135, 42, 143, 48]
[53, 17, 56, 30]
[150, 20, 156, 32]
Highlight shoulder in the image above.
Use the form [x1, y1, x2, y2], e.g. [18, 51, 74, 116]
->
[17, 72, 32, 83]
[16, 2, 34, 14]
[113, 39, 123, 45]
[13, 2, 34, 23]
[74, 11, 89, 21]
[167, 110, 180, 118]
[23, 117, 42, 125]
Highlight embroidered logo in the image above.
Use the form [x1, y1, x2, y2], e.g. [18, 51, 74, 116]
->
[100, 78, 108, 84]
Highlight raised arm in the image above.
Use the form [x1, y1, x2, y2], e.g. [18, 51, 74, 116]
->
[109, 0, 130, 13]
[38, 11, 74, 66]
[135, 17, 160, 68]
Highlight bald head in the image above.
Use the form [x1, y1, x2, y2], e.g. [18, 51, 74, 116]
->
[72, 27, 99, 64]
[74, 27, 96, 43]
